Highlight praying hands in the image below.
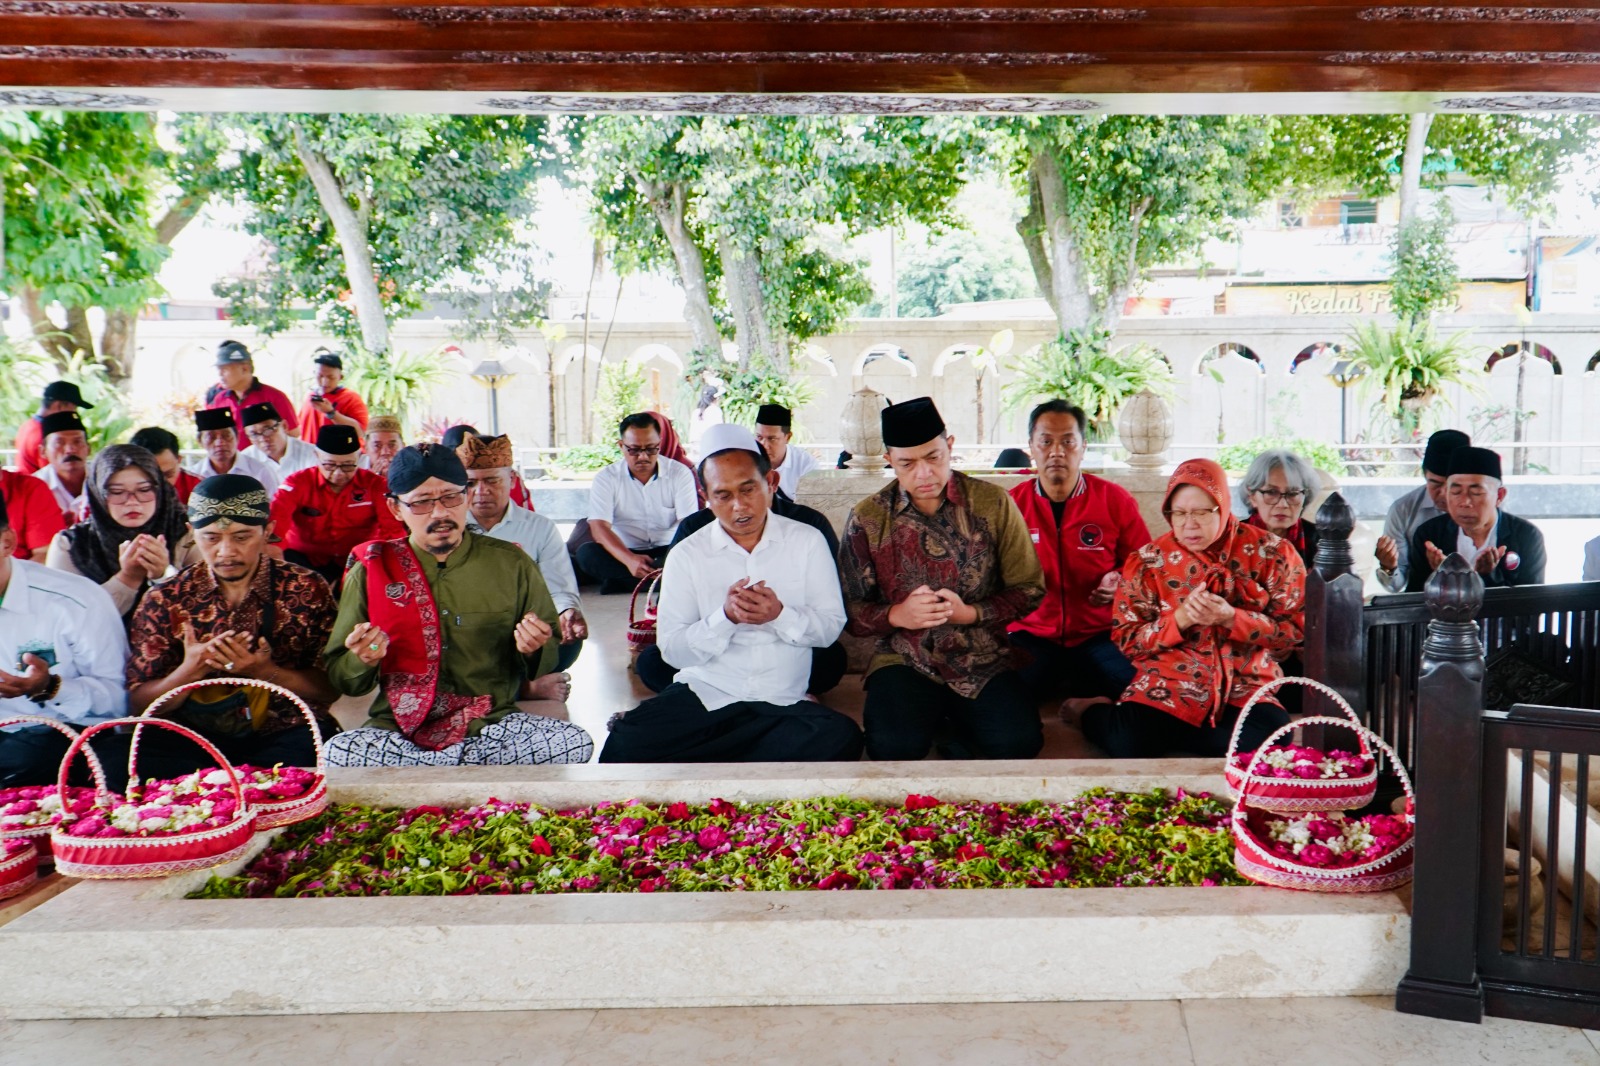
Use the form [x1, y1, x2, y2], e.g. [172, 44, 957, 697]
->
[723, 578, 783, 626]
[1175, 588, 1236, 631]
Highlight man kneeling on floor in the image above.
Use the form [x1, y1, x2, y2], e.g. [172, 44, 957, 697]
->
[601, 426, 861, 763]
[322, 444, 594, 767]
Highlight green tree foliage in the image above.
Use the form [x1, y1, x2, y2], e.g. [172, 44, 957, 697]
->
[1002, 328, 1175, 442]
[888, 223, 1035, 318]
[204, 113, 552, 356]
[581, 115, 975, 370]
[1389, 206, 1459, 327]
[996, 116, 1283, 338]
[591, 361, 648, 446]
[0, 111, 203, 382]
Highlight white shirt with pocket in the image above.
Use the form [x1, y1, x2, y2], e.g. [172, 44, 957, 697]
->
[0, 559, 128, 727]
[587, 459, 698, 551]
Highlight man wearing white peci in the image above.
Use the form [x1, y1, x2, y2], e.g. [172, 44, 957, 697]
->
[600, 424, 862, 763]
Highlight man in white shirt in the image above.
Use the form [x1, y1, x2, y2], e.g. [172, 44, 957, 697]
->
[188, 408, 281, 499]
[577, 412, 699, 594]
[1375, 428, 1468, 593]
[242, 402, 319, 479]
[458, 431, 587, 691]
[34, 410, 91, 521]
[0, 492, 129, 787]
[600, 425, 862, 763]
[754, 403, 818, 501]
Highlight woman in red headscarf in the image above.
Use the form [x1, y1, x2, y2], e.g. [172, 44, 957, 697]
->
[1077, 458, 1307, 759]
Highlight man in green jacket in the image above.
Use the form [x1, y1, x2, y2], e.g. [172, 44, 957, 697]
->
[321, 443, 593, 766]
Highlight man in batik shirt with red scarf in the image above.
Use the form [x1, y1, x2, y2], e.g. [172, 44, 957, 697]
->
[320, 444, 594, 767]
[840, 397, 1046, 761]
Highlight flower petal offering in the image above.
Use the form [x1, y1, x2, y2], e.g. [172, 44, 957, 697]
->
[1225, 679, 1379, 814]
[0, 836, 39, 901]
[0, 785, 99, 836]
[193, 788, 1247, 899]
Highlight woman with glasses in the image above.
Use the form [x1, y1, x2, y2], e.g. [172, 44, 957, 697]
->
[1238, 448, 1321, 566]
[1072, 458, 1307, 759]
[46, 444, 197, 622]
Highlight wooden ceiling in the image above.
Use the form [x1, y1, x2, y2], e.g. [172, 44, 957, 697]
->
[1, 2, 1599, 105]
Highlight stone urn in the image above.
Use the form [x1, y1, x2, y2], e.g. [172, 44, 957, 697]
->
[840, 386, 890, 467]
[1117, 389, 1173, 470]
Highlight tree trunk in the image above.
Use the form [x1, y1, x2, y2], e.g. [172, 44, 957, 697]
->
[717, 229, 785, 372]
[99, 308, 138, 384]
[19, 288, 77, 367]
[1398, 112, 1433, 228]
[291, 123, 391, 356]
[1029, 149, 1099, 339]
[1016, 173, 1058, 322]
[640, 179, 722, 360]
[1513, 345, 1529, 476]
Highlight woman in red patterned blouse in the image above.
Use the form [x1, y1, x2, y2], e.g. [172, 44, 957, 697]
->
[1077, 458, 1306, 759]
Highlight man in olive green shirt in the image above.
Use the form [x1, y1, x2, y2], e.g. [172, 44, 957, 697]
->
[321, 444, 594, 766]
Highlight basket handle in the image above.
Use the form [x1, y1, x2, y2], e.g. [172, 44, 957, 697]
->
[0, 715, 108, 829]
[1225, 676, 1370, 765]
[139, 677, 324, 776]
[60, 717, 248, 817]
[1232, 714, 1415, 827]
[628, 568, 664, 627]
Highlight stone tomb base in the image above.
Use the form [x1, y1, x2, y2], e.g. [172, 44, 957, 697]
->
[0, 761, 1410, 1019]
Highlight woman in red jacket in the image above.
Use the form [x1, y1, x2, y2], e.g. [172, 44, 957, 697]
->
[1077, 458, 1306, 759]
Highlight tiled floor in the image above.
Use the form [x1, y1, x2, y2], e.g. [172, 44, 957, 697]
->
[3, 998, 1596, 1065]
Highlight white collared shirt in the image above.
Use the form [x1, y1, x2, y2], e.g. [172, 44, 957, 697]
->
[0, 559, 128, 727]
[588, 458, 698, 551]
[658, 512, 845, 710]
[773, 443, 820, 501]
[34, 464, 85, 518]
[187, 448, 282, 499]
[470, 502, 582, 615]
[264, 436, 320, 480]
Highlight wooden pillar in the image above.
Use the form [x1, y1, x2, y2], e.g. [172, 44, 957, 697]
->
[1396, 554, 1488, 1023]
[1301, 492, 1365, 723]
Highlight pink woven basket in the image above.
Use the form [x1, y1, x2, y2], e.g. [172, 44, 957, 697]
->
[627, 568, 664, 651]
[1231, 718, 1415, 893]
[0, 714, 103, 869]
[0, 837, 38, 901]
[50, 718, 258, 880]
[142, 678, 329, 830]
[1223, 677, 1379, 814]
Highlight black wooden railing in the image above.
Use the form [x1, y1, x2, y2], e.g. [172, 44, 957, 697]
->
[1304, 493, 1600, 777]
[1397, 555, 1600, 1029]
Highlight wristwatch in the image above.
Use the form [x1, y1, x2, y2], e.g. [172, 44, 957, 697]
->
[28, 672, 62, 705]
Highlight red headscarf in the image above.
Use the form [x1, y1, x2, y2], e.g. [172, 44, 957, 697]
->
[645, 410, 693, 473]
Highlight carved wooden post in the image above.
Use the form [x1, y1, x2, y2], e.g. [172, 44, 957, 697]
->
[1301, 492, 1364, 726]
[1397, 554, 1487, 1023]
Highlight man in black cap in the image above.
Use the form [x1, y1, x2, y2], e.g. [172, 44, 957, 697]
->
[1376, 428, 1471, 593]
[33, 411, 91, 521]
[297, 348, 369, 441]
[12, 380, 91, 477]
[1407, 446, 1545, 591]
[242, 401, 319, 480]
[124, 474, 341, 779]
[753, 403, 819, 501]
[320, 444, 593, 767]
[839, 396, 1046, 761]
[204, 339, 299, 443]
[268, 425, 405, 588]
[188, 407, 281, 498]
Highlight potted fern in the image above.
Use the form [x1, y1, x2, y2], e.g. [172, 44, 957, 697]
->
[1002, 328, 1175, 443]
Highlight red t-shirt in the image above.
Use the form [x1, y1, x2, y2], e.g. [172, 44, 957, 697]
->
[11, 417, 44, 476]
[205, 379, 299, 441]
[296, 385, 370, 442]
[268, 467, 406, 568]
[1008, 473, 1152, 647]
[0, 468, 68, 559]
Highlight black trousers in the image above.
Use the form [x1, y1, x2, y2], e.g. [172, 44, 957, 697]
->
[635, 641, 848, 697]
[1081, 700, 1291, 759]
[575, 542, 670, 595]
[1009, 630, 1135, 703]
[0, 722, 323, 792]
[599, 683, 863, 763]
[862, 665, 1043, 761]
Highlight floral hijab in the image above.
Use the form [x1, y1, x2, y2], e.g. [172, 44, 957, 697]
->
[1161, 459, 1242, 592]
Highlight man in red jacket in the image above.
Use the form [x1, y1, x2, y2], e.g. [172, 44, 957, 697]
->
[1008, 400, 1150, 714]
[268, 425, 405, 588]
[11, 381, 91, 476]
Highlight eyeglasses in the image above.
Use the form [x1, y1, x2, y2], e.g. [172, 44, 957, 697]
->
[244, 426, 280, 440]
[622, 445, 661, 458]
[1166, 506, 1222, 523]
[393, 490, 467, 514]
[1252, 489, 1305, 504]
[106, 485, 157, 503]
[318, 462, 359, 474]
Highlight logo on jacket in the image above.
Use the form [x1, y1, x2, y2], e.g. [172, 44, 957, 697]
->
[1505, 551, 1520, 572]
[1079, 524, 1105, 548]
